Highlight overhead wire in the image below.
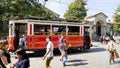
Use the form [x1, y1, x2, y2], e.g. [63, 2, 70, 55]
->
[39, 0, 119, 18]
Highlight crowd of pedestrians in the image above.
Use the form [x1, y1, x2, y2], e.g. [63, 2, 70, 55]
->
[100, 35, 110, 44]
[0, 34, 120, 68]
[0, 35, 71, 68]
[100, 34, 120, 45]
[42, 35, 71, 68]
[99, 34, 120, 64]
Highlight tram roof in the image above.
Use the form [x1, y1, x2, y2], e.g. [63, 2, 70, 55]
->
[9, 19, 90, 26]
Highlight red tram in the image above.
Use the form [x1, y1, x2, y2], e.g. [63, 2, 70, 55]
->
[8, 19, 92, 51]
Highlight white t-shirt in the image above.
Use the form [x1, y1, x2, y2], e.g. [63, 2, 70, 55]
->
[19, 37, 26, 46]
[46, 41, 54, 57]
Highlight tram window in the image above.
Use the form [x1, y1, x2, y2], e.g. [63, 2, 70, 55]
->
[68, 26, 79, 35]
[52, 26, 66, 35]
[34, 25, 50, 35]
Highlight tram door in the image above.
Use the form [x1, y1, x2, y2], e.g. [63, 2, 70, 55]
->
[84, 26, 90, 49]
[14, 23, 27, 49]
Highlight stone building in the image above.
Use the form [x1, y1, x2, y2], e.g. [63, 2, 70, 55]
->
[106, 20, 115, 36]
[85, 12, 108, 41]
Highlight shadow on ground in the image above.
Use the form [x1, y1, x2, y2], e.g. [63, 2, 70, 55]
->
[66, 59, 88, 66]
[27, 46, 106, 57]
[88, 47, 106, 53]
[111, 61, 120, 65]
[67, 47, 106, 56]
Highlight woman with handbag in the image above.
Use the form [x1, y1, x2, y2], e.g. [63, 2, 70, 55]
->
[60, 39, 71, 67]
[107, 38, 116, 64]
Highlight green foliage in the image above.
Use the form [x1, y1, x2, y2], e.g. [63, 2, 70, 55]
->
[113, 23, 120, 33]
[0, 0, 54, 22]
[64, 0, 87, 22]
[113, 5, 120, 33]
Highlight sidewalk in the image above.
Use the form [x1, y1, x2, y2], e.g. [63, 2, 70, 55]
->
[92, 42, 106, 47]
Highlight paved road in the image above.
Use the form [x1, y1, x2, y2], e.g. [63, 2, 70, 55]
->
[11, 42, 120, 68]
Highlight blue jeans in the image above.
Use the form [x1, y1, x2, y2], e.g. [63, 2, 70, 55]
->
[62, 55, 68, 66]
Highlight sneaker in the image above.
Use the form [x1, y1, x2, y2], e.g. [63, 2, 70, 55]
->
[63, 64, 66, 67]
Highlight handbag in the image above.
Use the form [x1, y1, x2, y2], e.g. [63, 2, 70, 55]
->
[109, 48, 115, 52]
[114, 51, 119, 59]
[108, 43, 115, 52]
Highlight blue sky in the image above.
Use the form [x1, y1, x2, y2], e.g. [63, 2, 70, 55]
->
[40, 0, 120, 20]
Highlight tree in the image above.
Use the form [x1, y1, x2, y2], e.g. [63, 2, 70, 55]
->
[64, 0, 87, 22]
[0, 0, 55, 22]
[0, 0, 57, 36]
[113, 5, 120, 33]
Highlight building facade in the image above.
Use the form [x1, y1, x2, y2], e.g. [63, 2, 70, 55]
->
[85, 12, 108, 41]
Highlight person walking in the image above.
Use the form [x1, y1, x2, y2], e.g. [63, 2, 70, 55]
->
[107, 38, 116, 64]
[105, 36, 109, 45]
[60, 39, 71, 67]
[19, 35, 26, 49]
[9, 48, 30, 68]
[42, 36, 54, 68]
[58, 35, 64, 61]
[0, 40, 11, 68]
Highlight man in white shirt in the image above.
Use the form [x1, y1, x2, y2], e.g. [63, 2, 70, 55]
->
[42, 36, 54, 68]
